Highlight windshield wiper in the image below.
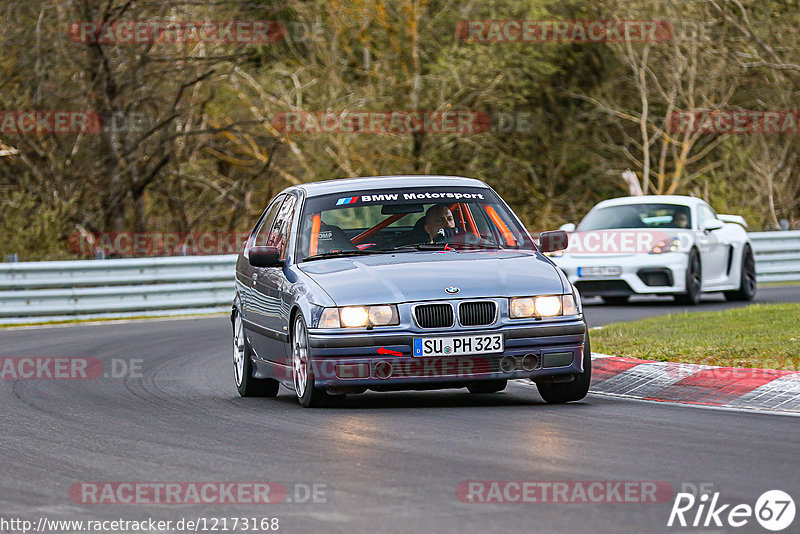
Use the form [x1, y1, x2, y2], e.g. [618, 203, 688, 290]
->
[386, 242, 503, 252]
[301, 249, 391, 262]
[385, 243, 450, 251]
[448, 242, 503, 250]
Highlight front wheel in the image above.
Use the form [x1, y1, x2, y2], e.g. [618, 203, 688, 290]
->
[674, 249, 702, 305]
[536, 336, 591, 404]
[232, 310, 280, 397]
[292, 314, 342, 408]
[724, 245, 757, 301]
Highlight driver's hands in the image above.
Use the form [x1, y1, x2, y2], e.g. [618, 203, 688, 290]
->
[434, 227, 459, 242]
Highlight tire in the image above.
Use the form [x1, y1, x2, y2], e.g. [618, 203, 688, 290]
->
[232, 309, 280, 397]
[724, 244, 757, 301]
[467, 379, 507, 394]
[536, 335, 592, 404]
[602, 296, 629, 305]
[674, 248, 702, 305]
[292, 314, 342, 408]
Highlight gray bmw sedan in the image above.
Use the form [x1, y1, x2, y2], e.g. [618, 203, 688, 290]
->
[232, 175, 589, 407]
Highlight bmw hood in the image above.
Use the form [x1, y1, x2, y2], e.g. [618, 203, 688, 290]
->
[299, 251, 565, 306]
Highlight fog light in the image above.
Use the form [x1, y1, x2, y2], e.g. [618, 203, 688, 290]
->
[500, 356, 517, 373]
[521, 354, 539, 372]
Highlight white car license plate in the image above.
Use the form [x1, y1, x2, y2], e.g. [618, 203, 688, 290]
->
[413, 334, 503, 357]
[578, 266, 622, 277]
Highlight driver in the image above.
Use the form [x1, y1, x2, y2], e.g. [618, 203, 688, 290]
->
[672, 210, 689, 229]
[424, 203, 458, 242]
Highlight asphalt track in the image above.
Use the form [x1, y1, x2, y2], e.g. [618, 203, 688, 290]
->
[1, 285, 799, 534]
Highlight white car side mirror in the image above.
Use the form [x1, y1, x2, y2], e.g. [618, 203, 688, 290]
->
[559, 223, 576, 232]
[702, 219, 724, 232]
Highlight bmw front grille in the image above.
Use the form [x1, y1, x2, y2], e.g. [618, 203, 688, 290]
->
[414, 303, 454, 328]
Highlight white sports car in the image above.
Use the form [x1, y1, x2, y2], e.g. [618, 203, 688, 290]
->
[550, 195, 756, 304]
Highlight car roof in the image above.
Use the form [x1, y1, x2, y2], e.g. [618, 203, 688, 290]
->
[291, 175, 488, 197]
[592, 195, 706, 209]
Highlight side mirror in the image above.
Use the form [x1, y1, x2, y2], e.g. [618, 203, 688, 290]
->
[249, 246, 283, 267]
[539, 230, 569, 253]
[559, 223, 576, 232]
[702, 219, 724, 232]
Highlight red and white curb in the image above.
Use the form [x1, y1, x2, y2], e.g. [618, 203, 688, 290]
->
[588, 353, 800, 414]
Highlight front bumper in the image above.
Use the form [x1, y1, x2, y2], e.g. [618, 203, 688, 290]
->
[300, 319, 587, 389]
[553, 252, 688, 296]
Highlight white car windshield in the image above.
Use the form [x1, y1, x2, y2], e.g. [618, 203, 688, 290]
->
[578, 203, 692, 231]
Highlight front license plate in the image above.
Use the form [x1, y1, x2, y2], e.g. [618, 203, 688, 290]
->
[413, 334, 503, 357]
[578, 266, 622, 277]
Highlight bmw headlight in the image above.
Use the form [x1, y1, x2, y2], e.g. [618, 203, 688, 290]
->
[509, 295, 578, 318]
[319, 305, 399, 328]
[650, 238, 681, 254]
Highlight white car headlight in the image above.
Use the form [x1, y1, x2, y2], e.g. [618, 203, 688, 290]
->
[650, 238, 681, 254]
[319, 305, 400, 328]
[509, 295, 579, 318]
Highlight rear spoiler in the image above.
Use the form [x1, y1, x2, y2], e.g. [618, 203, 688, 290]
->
[718, 214, 748, 229]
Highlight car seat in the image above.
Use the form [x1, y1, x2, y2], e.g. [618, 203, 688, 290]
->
[315, 223, 358, 254]
[387, 216, 430, 247]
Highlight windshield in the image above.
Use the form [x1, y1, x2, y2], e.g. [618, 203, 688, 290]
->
[577, 203, 692, 231]
[297, 186, 535, 261]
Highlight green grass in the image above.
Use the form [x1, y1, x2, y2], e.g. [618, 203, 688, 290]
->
[592, 303, 800, 370]
[758, 280, 800, 287]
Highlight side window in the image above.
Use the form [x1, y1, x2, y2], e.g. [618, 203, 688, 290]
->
[695, 205, 706, 229]
[463, 203, 492, 236]
[267, 195, 298, 259]
[252, 195, 285, 247]
[697, 204, 716, 229]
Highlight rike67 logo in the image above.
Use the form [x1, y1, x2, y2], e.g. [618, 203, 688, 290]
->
[668, 489, 795, 531]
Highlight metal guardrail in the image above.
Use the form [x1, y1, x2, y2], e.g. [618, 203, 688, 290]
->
[1, 231, 798, 325]
[749, 231, 800, 283]
[0, 255, 237, 325]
